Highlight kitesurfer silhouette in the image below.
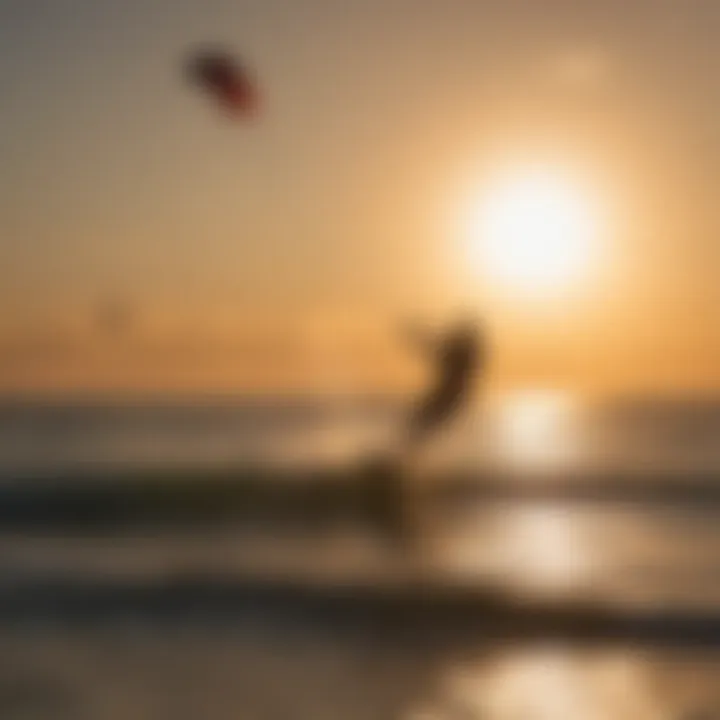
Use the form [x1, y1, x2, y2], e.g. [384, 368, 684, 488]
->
[361, 316, 487, 546]
[404, 317, 487, 449]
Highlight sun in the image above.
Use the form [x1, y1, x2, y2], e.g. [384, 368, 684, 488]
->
[466, 169, 599, 294]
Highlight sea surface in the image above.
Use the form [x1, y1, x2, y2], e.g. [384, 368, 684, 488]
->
[0, 392, 718, 719]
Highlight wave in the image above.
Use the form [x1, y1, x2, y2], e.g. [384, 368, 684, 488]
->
[0, 463, 718, 533]
[1, 571, 719, 650]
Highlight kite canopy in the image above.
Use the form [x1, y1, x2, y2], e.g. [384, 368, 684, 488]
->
[187, 50, 259, 117]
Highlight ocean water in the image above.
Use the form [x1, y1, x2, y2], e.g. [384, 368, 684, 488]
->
[0, 393, 718, 719]
[1, 392, 719, 476]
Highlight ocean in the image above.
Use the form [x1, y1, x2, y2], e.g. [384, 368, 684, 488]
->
[0, 392, 718, 719]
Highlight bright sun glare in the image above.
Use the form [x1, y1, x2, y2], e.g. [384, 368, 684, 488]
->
[467, 169, 599, 294]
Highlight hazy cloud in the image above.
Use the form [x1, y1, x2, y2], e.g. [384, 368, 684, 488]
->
[548, 48, 612, 89]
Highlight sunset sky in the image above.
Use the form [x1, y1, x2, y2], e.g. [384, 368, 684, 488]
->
[0, 0, 718, 395]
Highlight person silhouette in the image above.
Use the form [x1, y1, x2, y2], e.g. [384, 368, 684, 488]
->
[404, 317, 487, 449]
[360, 316, 487, 547]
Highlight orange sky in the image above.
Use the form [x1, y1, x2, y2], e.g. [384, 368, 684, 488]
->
[0, 0, 718, 395]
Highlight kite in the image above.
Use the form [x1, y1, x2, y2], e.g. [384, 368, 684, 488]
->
[186, 49, 260, 118]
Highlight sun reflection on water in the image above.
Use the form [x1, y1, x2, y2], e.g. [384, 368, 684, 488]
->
[440, 501, 593, 598]
[492, 390, 581, 471]
[494, 506, 588, 595]
[425, 648, 670, 720]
